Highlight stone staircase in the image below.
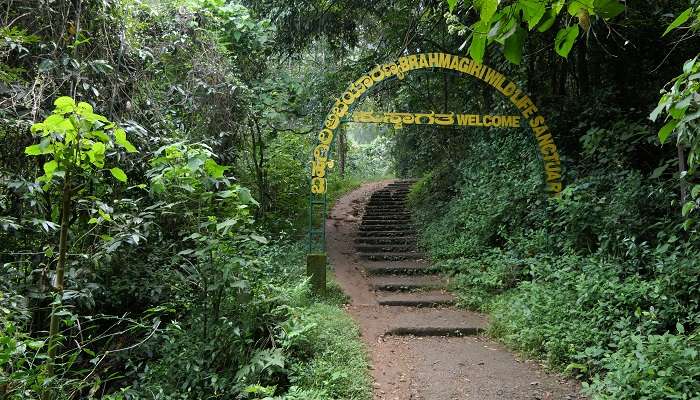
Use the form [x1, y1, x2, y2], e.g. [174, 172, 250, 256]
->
[355, 180, 487, 337]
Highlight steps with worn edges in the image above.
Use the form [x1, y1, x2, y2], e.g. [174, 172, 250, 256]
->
[356, 179, 484, 337]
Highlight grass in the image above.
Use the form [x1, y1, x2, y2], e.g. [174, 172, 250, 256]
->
[286, 263, 371, 400]
[287, 303, 372, 400]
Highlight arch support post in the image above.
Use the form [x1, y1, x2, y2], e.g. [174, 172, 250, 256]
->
[306, 253, 326, 295]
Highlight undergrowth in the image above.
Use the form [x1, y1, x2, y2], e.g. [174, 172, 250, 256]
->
[408, 131, 700, 399]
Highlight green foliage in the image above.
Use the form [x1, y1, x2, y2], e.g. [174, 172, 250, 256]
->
[26, 96, 136, 187]
[346, 135, 394, 180]
[409, 132, 545, 260]
[585, 332, 700, 399]
[409, 90, 697, 399]
[125, 242, 370, 400]
[445, 0, 625, 63]
[3, 0, 699, 399]
[554, 25, 579, 57]
[287, 304, 372, 400]
[651, 55, 700, 230]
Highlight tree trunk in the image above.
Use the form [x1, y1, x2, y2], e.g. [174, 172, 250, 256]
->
[679, 144, 687, 204]
[47, 173, 71, 377]
[576, 40, 589, 95]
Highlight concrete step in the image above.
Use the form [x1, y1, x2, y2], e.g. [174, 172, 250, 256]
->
[366, 201, 407, 206]
[363, 208, 409, 214]
[357, 230, 417, 237]
[377, 290, 455, 307]
[365, 205, 407, 210]
[359, 224, 415, 231]
[375, 191, 409, 196]
[370, 275, 444, 291]
[373, 186, 411, 196]
[363, 210, 411, 215]
[361, 221, 412, 226]
[371, 193, 408, 197]
[370, 194, 409, 198]
[358, 252, 425, 261]
[362, 215, 411, 220]
[360, 220, 413, 226]
[372, 191, 409, 196]
[386, 326, 483, 336]
[356, 243, 417, 253]
[355, 236, 417, 245]
[388, 180, 415, 184]
[365, 263, 436, 275]
[385, 309, 488, 337]
[361, 216, 412, 222]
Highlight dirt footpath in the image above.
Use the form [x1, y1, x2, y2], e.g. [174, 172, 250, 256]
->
[327, 181, 584, 400]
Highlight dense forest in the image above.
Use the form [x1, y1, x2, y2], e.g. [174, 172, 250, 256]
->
[1, 0, 699, 399]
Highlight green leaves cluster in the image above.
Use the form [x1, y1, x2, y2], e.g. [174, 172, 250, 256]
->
[26, 96, 137, 186]
[445, 0, 625, 63]
[148, 142, 230, 194]
[652, 57, 700, 228]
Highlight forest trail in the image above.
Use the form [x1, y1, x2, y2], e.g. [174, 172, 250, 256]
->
[328, 180, 585, 400]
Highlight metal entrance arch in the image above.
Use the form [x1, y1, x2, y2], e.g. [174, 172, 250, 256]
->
[306, 53, 564, 292]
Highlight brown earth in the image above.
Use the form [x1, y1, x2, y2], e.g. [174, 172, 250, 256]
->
[327, 180, 585, 400]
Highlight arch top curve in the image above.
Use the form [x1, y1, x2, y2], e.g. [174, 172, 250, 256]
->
[309, 52, 563, 196]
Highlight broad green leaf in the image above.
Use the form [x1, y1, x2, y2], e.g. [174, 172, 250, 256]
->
[76, 101, 94, 115]
[250, 234, 268, 244]
[92, 141, 106, 155]
[676, 322, 685, 334]
[43, 114, 65, 129]
[475, 0, 499, 22]
[671, 96, 692, 118]
[98, 209, 112, 221]
[649, 164, 668, 179]
[446, 0, 458, 12]
[593, 0, 625, 19]
[504, 26, 525, 64]
[43, 160, 58, 175]
[469, 21, 489, 63]
[552, 0, 565, 14]
[493, 6, 517, 44]
[519, 0, 546, 29]
[53, 96, 75, 113]
[658, 120, 678, 144]
[120, 140, 137, 153]
[92, 130, 110, 142]
[216, 218, 238, 232]
[537, 9, 558, 32]
[114, 128, 127, 143]
[567, 0, 594, 16]
[682, 200, 695, 217]
[204, 158, 227, 178]
[110, 167, 127, 183]
[683, 56, 697, 74]
[25, 144, 45, 156]
[114, 128, 138, 153]
[237, 186, 259, 206]
[663, 8, 692, 37]
[554, 25, 579, 57]
[649, 95, 669, 121]
[691, 184, 700, 199]
[187, 157, 206, 171]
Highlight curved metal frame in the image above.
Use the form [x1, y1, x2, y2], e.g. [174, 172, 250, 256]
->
[307, 53, 564, 256]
